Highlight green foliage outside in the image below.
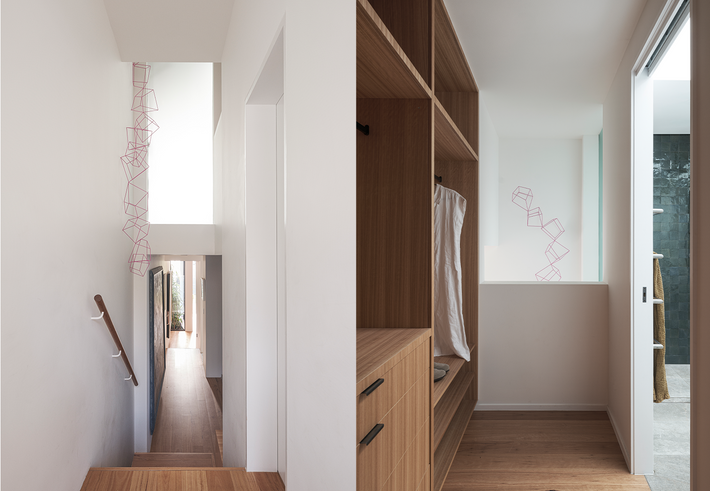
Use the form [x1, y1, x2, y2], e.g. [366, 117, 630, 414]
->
[171, 273, 184, 329]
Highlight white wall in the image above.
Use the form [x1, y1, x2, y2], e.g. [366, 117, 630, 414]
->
[602, 0, 668, 470]
[486, 138, 583, 281]
[1, 0, 135, 488]
[654, 80, 690, 134]
[205, 256, 222, 378]
[479, 96, 500, 280]
[478, 283, 609, 410]
[149, 224, 217, 255]
[245, 102, 279, 470]
[219, 1, 356, 488]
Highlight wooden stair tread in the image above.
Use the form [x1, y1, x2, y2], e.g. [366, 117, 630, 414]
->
[132, 452, 216, 467]
[81, 468, 284, 491]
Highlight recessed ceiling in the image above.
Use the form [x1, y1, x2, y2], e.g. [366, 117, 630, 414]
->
[444, 0, 648, 138]
[103, 0, 235, 62]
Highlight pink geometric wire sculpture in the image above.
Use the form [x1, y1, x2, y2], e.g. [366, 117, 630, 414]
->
[535, 264, 562, 282]
[541, 218, 565, 240]
[123, 62, 158, 276]
[511, 185, 567, 281]
[512, 186, 534, 211]
[527, 207, 544, 227]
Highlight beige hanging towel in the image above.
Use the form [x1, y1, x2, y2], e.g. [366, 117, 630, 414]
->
[653, 254, 670, 403]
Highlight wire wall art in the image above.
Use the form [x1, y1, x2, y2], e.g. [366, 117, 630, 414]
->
[512, 186, 569, 281]
[123, 63, 159, 276]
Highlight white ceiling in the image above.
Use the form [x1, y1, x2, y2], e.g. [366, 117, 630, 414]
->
[445, 0, 648, 138]
[103, 0, 235, 62]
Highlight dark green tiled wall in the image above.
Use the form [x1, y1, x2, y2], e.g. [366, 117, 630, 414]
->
[653, 134, 690, 364]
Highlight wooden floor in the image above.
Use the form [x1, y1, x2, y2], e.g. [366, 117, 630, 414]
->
[442, 411, 651, 491]
[169, 330, 197, 349]
[81, 468, 284, 491]
[151, 332, 223, 467]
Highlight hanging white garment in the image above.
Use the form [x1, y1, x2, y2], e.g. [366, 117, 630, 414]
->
[434, 184, 469, 361]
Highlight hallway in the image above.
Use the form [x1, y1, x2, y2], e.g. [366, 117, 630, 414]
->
[443, 411, 651, 490]
[150, 332, 223, 467]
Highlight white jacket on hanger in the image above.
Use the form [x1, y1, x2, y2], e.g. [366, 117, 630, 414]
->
[433, 184, 469, 361]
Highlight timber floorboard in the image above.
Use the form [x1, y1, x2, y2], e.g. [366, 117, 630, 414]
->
[81, 468, 284, 491]
[169, 330, 197, 349]
[441, 411, 651, 491]
[150, 341, 223, 467]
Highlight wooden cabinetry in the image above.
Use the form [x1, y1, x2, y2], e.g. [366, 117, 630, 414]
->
[357, 329, 430, 491]
[356, 0, 479, 490]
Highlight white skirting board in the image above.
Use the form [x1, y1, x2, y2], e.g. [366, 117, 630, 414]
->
[474, 403, 608, 411]
[607, 406, 632, 472]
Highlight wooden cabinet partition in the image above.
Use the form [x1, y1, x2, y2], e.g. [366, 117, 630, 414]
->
[356, 0, 479, 490]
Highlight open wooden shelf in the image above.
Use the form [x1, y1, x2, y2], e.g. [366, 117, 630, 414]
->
[432, 355, 466, 407]
[433, 399, 476, 491]
[434, 0, 477, 93]
[368, 0, 432, 88]
[357, 0, 431, 99]
[436, 92, 478, 156]
[433, 371, 475, 451]
[434, 98, 478, 161]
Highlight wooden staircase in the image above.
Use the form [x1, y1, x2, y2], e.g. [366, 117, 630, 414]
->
[81, 456, 284, 491]
[131, 452, 216, 468]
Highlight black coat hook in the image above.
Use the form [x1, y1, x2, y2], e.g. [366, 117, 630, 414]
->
[435, 175, 442, 183]
[357, 122, 369, 136]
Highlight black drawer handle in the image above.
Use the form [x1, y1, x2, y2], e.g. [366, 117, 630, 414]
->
[360, 424, 384, 446]
[362, 378, 384, 396]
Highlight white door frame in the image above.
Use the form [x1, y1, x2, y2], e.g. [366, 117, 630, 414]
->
[630, 0, 685, 475]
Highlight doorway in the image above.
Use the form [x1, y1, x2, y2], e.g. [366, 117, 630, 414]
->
[631, 0, 690, 487]
[244, 28, 286, 478]
[150, 255, 223, 466]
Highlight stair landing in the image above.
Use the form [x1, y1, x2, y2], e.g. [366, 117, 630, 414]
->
[132, 452, 216, 468]
[81, 468, 284, 491]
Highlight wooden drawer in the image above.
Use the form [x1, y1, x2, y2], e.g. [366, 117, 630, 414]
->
[357, 340, 429, 442]
[357, 371, 429, 491]
[380, 419, 430, 491]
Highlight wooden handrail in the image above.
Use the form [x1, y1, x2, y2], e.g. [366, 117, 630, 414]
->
[94, 294, 138, 386]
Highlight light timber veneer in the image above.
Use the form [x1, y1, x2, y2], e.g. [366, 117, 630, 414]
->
[356, 0, 479, 489]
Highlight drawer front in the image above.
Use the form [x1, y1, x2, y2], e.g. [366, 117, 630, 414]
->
[357, 371, 429, 491]
[379, 418, 429, 491]
[357, 341, 429, 442]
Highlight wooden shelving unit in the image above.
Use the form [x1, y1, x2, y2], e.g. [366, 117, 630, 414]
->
[357, 0, 431, 99]
[432, 355, 466, 406]
[356, 0, 479, 489]
[433, 399, 476, 491]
